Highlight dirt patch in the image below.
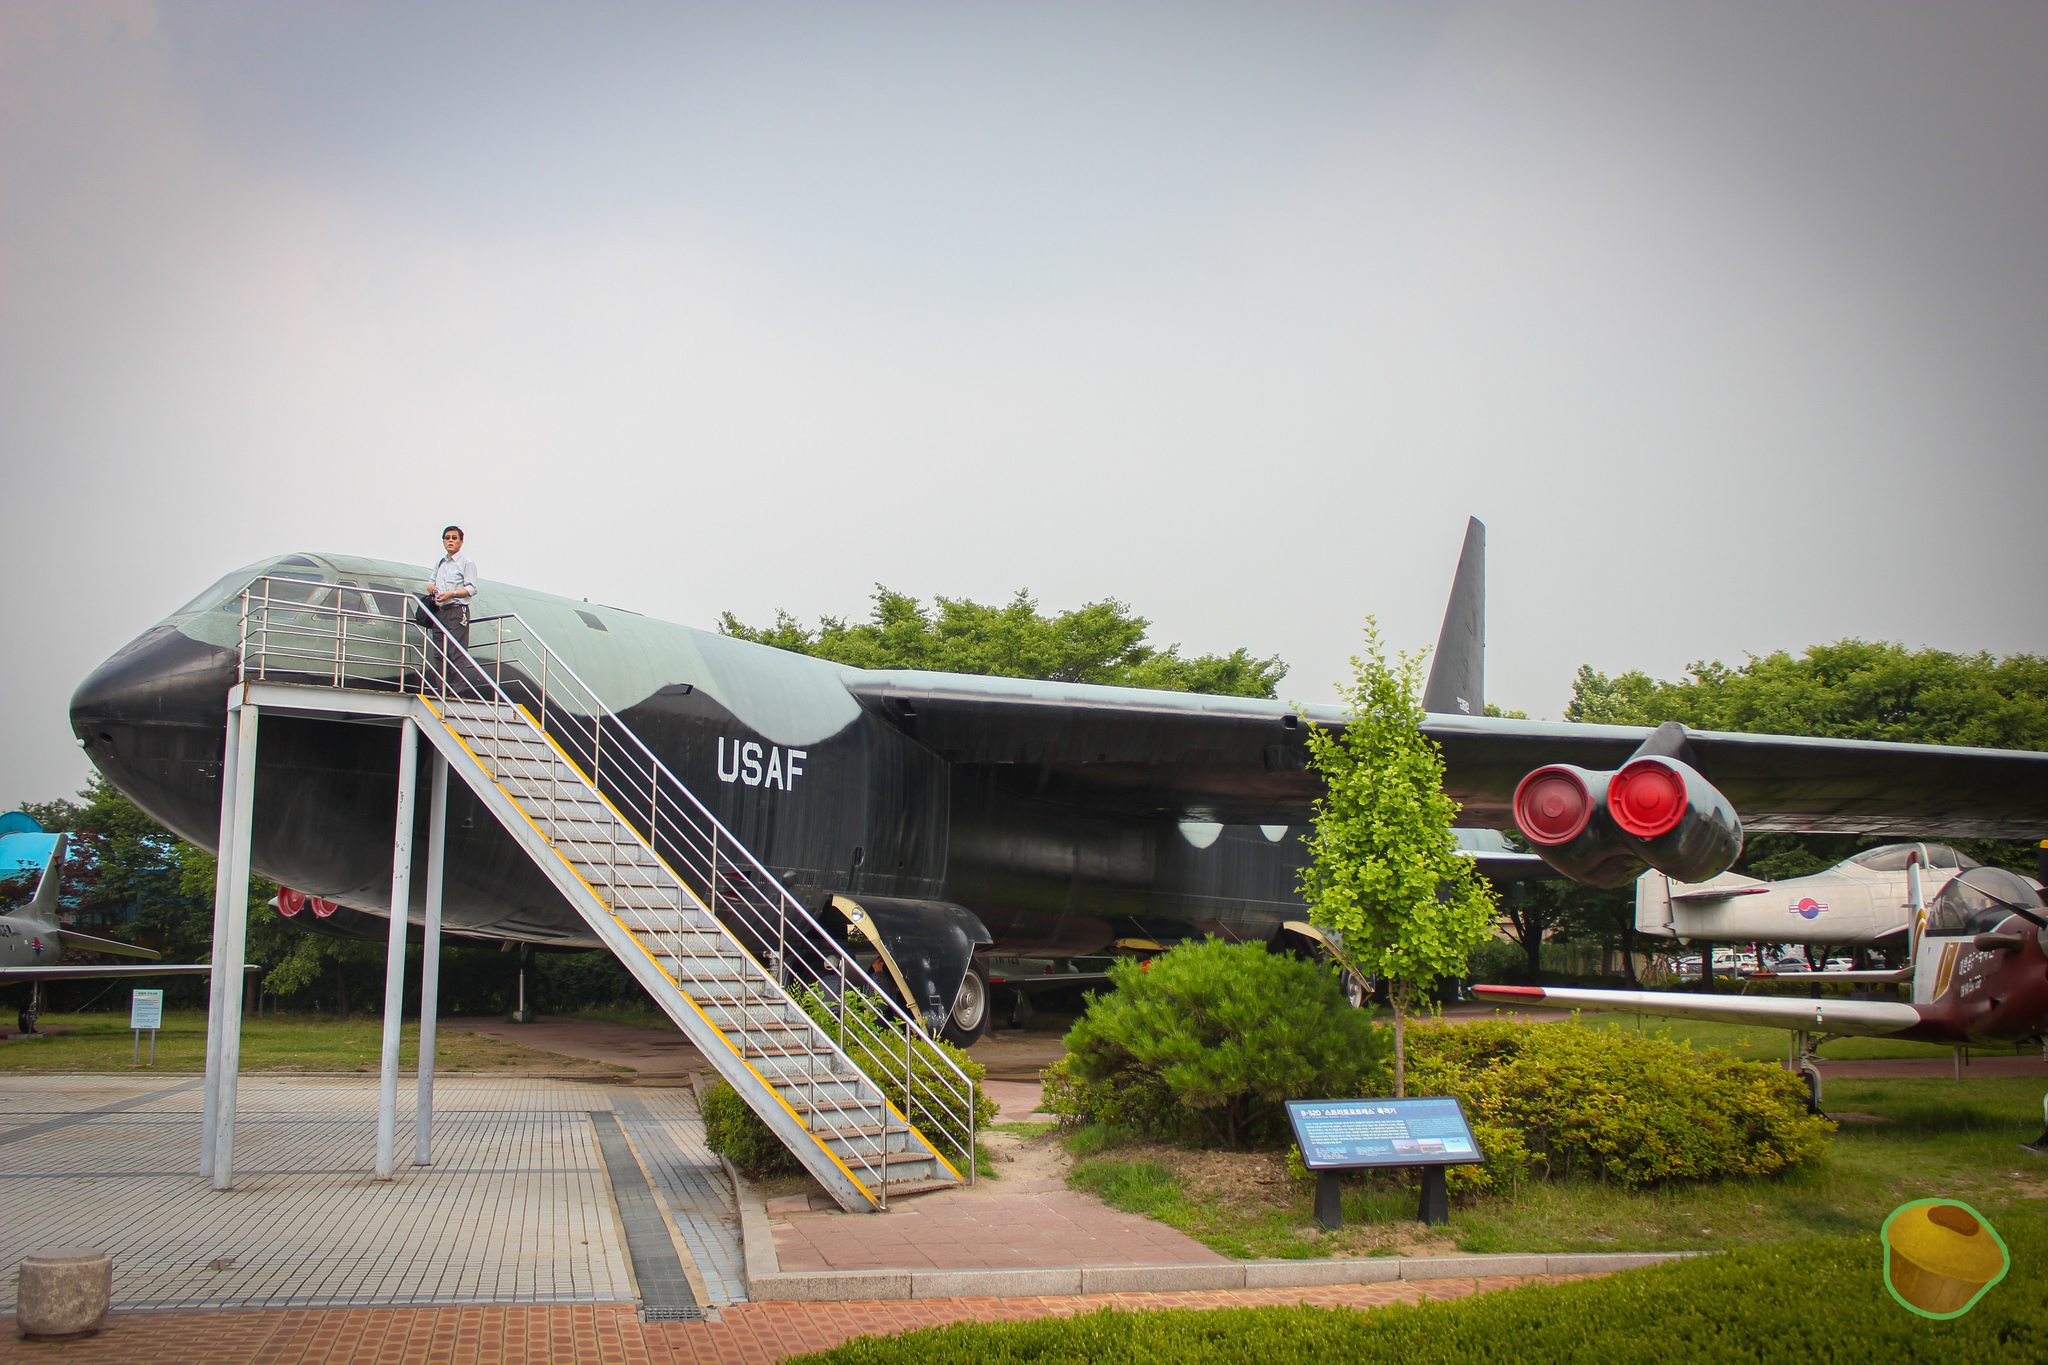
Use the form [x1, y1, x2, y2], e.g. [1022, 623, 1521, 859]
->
[965, 1031, 1069, 1082]
[1097, 1140, 1460, 1258]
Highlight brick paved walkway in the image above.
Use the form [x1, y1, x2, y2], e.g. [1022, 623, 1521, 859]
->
[0, 1276, 1585, 1363]
[772, 1181, 1228, 1272]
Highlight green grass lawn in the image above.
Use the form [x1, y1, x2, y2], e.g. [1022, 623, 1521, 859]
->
[1064, 1075, 2048, 1260]
[0, 1010, 628, 1074]
[1560, 1011, 2013, 1063]
[788, 1223, 2048, 1363]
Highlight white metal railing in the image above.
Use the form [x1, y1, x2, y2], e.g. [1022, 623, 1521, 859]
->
[237, 576, 977, 1198]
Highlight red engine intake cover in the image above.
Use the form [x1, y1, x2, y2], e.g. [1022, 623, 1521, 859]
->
[1512, 765, 1594, 845]
[1608, 758, 1688, 838]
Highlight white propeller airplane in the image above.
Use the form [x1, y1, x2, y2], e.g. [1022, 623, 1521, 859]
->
[1477, 854, 2048, 1156]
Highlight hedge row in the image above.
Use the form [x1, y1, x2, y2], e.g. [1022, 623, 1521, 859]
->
[1405, 1017, 1834, 1191]
[1045, 947, 1830, 1191]
[790, 1221, 2047, 1363]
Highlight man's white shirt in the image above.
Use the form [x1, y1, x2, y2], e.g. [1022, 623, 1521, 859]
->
[432, 553, 478, 602]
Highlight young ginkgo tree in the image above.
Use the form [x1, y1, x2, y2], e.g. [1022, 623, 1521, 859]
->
[1298, 621, 1497, 1097]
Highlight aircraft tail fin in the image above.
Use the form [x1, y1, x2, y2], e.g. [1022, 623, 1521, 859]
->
[1422, 518, 1485, 716]
[5, 832, 67, 921]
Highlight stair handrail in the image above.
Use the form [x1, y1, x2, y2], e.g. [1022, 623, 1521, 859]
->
[235, 577, 977, 1193]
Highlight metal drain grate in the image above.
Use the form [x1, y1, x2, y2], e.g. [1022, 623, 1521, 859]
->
[641, 1305, 708, 1322]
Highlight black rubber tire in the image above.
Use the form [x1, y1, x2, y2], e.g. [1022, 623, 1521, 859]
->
[1342, 970, 1367, 1010]
[940, 961, 991, 1048]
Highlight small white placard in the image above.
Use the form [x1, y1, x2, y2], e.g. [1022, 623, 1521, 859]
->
[129, 989, 164, 1031]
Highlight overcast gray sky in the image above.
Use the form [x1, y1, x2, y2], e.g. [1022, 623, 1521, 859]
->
[3, 0, 2045, 809]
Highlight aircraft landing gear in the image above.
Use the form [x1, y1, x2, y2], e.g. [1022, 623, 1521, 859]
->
[17, 982, 42, 1036]
[1342, 970, 1367, 1010]
[2022, 1096, 2048, 1158]
[940, 961, 991, 1049]
[1792, 1031, 1828, 1116]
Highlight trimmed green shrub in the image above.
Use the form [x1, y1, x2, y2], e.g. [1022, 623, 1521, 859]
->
[701, 1076, 804, 1177]
[1405, 1019, 1833, 1191]
[787, 1221, 2048, 1363]
[1052, 938, 1392, 1148]
[699, 989, 997, 1178]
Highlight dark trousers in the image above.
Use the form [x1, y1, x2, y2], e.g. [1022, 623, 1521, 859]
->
[419, 599, 472, 697]
[433, 602, 470, 648]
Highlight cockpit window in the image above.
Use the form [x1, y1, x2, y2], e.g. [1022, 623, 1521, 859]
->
[1848, 844, 1916, 871]
[173, 570, 254, 617]
[1927, 866, 2044, 937]
[1847, 843, 1972, 872]
[249, 572, 331, 608]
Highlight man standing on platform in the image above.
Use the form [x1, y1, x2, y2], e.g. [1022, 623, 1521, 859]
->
[429, 525, 477, 647]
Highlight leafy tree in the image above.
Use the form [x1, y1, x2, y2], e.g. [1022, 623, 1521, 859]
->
[1570, 642, 2048, 749]
[1563, 665, 1657, 724]
[1298, 622, 1496, 1096]
[1543, 881, 1640, 985]
[722, 586, 1287, 698]
[1494, 879, 1569, 982]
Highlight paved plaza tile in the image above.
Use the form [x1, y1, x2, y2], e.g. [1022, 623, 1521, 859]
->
[0, 1074, 743, 1311]
[0, 1277, 1588, 1364]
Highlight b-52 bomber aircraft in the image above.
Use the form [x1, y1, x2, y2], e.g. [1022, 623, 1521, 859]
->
[69, 520, 2048, 1048]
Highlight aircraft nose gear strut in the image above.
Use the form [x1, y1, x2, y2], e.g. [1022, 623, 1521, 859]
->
[1791, 1031, 1831, 1116]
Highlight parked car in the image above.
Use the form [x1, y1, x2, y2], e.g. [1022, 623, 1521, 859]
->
[1825, 957, 1854, 972]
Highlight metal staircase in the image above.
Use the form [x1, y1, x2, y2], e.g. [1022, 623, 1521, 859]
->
[235, 577, 975, 1211]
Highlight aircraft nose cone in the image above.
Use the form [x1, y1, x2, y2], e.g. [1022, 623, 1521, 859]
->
[70, 624, 238, 844]
[71, 624, 236, 736]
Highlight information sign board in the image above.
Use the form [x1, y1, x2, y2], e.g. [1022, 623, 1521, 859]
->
[1285, 1097, 1485, 1170]
[129, 989, 164, 1031]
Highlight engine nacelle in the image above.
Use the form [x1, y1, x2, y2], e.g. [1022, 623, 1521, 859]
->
[1510, 765, 1644, 888]
[1513, 757, 1743, 887]
[1605, 755, 1743, 883]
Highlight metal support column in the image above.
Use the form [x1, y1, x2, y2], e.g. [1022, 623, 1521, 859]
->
[1417, 1166, 1450, 1226]
[375, 718, 420, 1181]
[414, 750, 447, 1166]
[1314, 1171, 1342, 1229]
[211, 704, 260, 1190]
[199, 705, 242, 1178]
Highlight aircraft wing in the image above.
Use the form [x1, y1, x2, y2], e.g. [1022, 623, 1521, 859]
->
[0, 963, 251, 984]
[843, 672, 2048, 836]
[1471, 984, 1924, 1039]
[55, 930, 161, 960]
